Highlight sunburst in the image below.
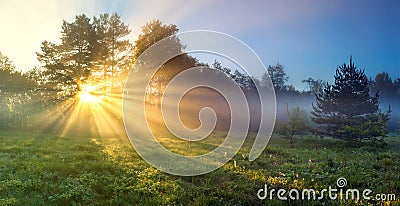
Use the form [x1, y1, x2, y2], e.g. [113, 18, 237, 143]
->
[78, 84, 98, 103]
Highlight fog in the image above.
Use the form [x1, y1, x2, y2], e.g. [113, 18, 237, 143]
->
[174, 90, 399, 133]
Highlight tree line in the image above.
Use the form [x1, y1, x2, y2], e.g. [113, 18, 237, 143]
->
[0, 13, 398, 145]
[0, 15, 200, 130]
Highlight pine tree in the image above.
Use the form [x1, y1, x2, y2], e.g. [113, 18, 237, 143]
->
[311, 57, 391, 143]
[60, 14, 96, 86]
[93, 13, 132, 95]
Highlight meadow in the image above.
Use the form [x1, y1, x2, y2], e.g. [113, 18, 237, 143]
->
[0, 130, 399, 205]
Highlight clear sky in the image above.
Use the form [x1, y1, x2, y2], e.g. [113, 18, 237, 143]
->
[0, 0, 399, 90]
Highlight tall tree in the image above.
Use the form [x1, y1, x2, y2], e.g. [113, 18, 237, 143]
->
[60, 14, 95, 87]
[36, 41, 75, 94]
[312, 57, 391, 143]
[133, 19, 198, 105]
[93, 13, 132, 94]
[133, 19, 179, 62]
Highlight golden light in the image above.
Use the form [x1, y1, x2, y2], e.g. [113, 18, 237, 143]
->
[78, 84, 97, 103]
[79, 91, 96, 103]
[27, 71, 133, 162]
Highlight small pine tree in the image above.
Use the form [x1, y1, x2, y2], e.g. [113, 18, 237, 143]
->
[311, 57, 391, 144]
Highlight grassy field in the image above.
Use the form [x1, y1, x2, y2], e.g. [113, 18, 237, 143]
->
[0, 130, 399, 205]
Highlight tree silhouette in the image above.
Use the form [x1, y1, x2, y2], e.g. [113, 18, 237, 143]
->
[133, 19, 198, 105]
[395, 78, 400, 96]
[37, 41, 75, 96]
[302, 77, 326, 95]
[93, 13, 132, 95]
[264, 63, 288, 91]
[372, 72, 395, 97]
[37, 13, 132, 97]
[312, 57, 391, 143]
[60, 14, 95, 86]
[133, 19, 180, 62]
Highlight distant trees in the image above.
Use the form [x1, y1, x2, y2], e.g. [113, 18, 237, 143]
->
[312, 57, 391, 143]
[262, 63, 288, 91]
[374, 72, 393, 92]
[369, 71, 399, 98]
[0, 52, 38, 129]
[0, 52, 18, 89]
[395, 78, 400, 95]
[302, 78, 326, 95]
[368, 72, 400, 131]
[210, 60, 258, 91]
[231, 70, 257, 91]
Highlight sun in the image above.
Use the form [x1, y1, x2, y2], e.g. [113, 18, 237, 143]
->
[78, 84, 98, 103]
[79, 91, 96, 103]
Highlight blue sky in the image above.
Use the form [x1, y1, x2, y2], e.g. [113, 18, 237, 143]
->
[1, 0, 399, 90]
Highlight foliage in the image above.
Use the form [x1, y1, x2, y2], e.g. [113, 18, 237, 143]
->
[0, 52, 41, 129]
[133, 19, 179, 62]
[312, 57, 391, 143]
[92, 13, 132, 94]
[395, 78, 400, 96]
[60, 14, 95, 85]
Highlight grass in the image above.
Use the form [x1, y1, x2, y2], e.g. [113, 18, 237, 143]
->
[0, 130, 399, 205]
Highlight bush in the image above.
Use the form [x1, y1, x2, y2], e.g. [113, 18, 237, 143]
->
[276, 106, 310, 140]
